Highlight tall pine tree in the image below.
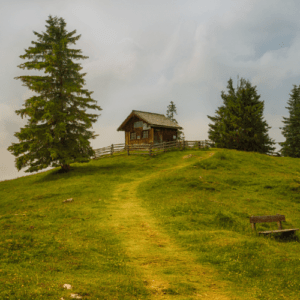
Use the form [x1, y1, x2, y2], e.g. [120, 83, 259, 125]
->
[279, 84, 300, 158]
[207, 77, 276, 154]
[166, 101, 185, 141]
[7, 15, 102, 174]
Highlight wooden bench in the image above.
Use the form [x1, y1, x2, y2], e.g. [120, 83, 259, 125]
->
[250, 214, 299, 235]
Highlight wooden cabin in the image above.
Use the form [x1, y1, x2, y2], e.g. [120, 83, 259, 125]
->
[117, 110, 183, 145]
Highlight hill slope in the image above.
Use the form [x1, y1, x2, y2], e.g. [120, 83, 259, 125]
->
[0, 148, 299, 300]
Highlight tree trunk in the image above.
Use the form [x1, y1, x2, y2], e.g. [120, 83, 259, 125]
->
[61, 164, 70, 172]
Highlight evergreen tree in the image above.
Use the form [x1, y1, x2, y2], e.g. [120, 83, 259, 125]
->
[166, 101, 185, 141]
[7, 15, 102, 174]
[279, 84, 300, 157]
[207, 77, 276, 154]
[207, 105, 229, 148]
[207, 79, 238, 149]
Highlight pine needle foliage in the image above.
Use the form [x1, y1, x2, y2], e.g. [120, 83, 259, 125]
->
[207, 77, 276, 154]
[7, 15, 102, 174]
[166, 101, 185, 141]
[279, 84, 300, 158]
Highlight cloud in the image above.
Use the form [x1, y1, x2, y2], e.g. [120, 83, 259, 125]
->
[83, 37, 144, 82]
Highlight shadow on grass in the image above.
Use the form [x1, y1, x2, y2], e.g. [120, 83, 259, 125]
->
[260, 232, 300, 243]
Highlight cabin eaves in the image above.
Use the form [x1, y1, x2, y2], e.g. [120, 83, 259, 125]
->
[117, 110, 183, 131]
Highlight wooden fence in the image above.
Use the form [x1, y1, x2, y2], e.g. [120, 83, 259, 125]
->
[91, 140, 281, 159]
[92, 140, 214, 160]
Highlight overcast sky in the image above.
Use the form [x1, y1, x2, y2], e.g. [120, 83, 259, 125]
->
[1, 0, 299, 182]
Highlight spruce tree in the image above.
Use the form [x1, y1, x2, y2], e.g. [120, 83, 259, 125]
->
[166, 101, 185, 141]
[207, 79, 238, 149]
[207, 77, 276, 154]
[279, 84, 300, 158]
[207, 105, 229, 148]
[7, 15, 102, 174]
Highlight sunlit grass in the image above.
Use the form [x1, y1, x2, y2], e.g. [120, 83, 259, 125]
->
[0, 145, 299, 299]
[137, 148, 300, 300]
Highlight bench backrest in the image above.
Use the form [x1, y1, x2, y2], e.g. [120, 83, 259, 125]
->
[250, 214, 285, 224]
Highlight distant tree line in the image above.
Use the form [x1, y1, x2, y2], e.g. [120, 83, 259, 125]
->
[7, 15, 300, 177]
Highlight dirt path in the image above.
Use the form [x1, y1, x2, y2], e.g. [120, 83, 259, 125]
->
[106, 152, 240, 299]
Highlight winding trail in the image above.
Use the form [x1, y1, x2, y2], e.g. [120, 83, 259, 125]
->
[106, 152, 240, 299]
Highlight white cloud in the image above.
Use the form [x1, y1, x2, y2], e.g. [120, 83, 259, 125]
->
[83, 38, 143, 82]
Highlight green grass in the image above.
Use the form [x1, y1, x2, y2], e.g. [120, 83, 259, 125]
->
[137, 148, 300, 299]
[0, 146, 299, 299]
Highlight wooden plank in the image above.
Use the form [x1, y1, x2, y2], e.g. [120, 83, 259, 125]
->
[94, 149, 110, 153]
[95, 148, 109, 153]
[113, 145, 126, 149]
[133, 144, 147, 148]
[129, 148, 149, 151]
[113, 148, 126, 152]
[152, 141, 181, 149]
[129, 146, 149, 148]
[154, 146, 174, 150]
[250, 215, 285, 223]
[95, 151, 111, 155]
[93, 140, 214, 159]
[259, 229, 299, 234]
[128, 146, 149, 149]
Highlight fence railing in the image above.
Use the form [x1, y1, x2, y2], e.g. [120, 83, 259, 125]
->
[92, 140, 214, 159]
[267, 151, 282, 157]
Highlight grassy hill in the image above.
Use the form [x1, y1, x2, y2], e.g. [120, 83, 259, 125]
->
[0, 147, 299, 300]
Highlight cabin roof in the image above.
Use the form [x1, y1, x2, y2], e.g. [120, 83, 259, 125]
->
[117, 110, 183, 131]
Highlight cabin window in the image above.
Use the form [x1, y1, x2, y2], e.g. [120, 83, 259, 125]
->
[173, 135, 176, 139]
[130, 132, 136, 140]
[137, 135, 140, 139]
[134, 121, 143, 128]
[143, 130, 148, 139]
[143, 123, 150, 130]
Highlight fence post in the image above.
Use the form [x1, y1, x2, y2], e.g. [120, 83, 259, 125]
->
[182, 140, 185, 151]
[198, 141, 200, 149]
[111, 144, 114, 156]
[127, 144, 130, 156]
[149, 143, 152, 156]
[205, 140, 207, 148]
[163, 142, 165, 153]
